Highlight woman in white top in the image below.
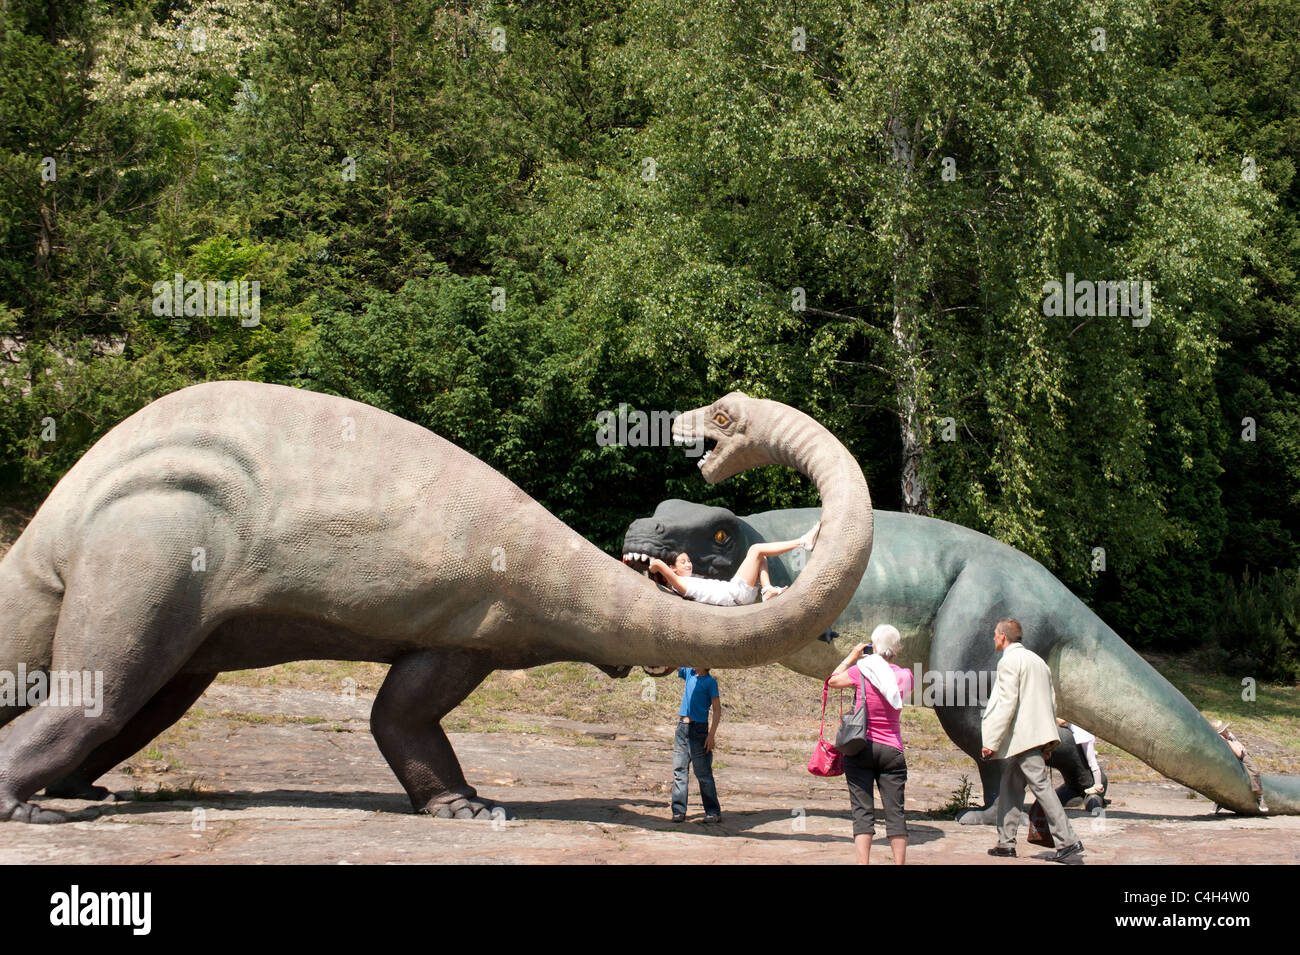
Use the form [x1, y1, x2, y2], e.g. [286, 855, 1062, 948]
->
[647, 522, 821, 606]
[1058, 718, 1104, 795]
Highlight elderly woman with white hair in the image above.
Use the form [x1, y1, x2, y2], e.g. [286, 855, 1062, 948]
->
[827, 623, 914, 865]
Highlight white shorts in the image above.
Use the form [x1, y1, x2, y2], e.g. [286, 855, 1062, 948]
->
[726, 575, 760, 606]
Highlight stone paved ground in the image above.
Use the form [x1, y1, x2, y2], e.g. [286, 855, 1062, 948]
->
[2, 683, 1297, 865]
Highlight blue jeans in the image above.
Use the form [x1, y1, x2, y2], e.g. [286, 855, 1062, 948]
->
[671, 721, 720, 816]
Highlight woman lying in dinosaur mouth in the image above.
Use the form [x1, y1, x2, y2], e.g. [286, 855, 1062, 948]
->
[635, 522, 820, 608]
[623, 526, 817, 677]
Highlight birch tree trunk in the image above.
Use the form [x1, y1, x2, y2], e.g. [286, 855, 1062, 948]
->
[889, 113, 929, 515]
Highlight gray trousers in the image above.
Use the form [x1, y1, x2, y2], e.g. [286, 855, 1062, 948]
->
[996, 747, 1078, 848]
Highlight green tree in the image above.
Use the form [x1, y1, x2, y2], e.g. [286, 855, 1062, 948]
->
[1155, 0, 1300, 580]
[582, 0, 1264, 643]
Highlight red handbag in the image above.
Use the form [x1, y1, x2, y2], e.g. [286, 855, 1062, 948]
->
[808, 680, 845, 777]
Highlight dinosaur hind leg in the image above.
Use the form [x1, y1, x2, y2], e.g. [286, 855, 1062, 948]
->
[0, 516, 210, 823]
[924, 565, 1014, 825]
[44, 671, 216, 801]
[371, 648, 504, 819]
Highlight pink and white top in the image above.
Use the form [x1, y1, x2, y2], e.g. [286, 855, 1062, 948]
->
[849, 663, 914, 752]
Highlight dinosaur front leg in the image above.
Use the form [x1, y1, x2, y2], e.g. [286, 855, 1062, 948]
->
[371, 648, 505, 819]
[930, 703, 1004, 824]
[924, 567, 1009, 825]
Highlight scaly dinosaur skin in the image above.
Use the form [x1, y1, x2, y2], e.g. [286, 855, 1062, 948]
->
[623, 500, 1300, 817]
[0, 383, 872, 822]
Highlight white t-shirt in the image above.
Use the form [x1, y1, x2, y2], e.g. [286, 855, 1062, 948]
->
[1066, 722, 1095, 745]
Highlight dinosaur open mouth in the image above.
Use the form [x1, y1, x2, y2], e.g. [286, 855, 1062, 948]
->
[672, 418, 719, 471]
[697, 437, 718, 470]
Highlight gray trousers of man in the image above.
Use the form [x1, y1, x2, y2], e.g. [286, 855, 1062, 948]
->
[996, 747, 1078, 848]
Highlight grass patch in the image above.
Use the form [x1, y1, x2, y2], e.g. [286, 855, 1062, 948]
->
[920, 774, 976, 819]
[130, 778, 204, 802]
[442, 715, 547, 735]
[1150, 651, 1300, 720]
[217, 710, 327, 727]
[1139, 652, 1300, 773]
[216, 660, 388, 693]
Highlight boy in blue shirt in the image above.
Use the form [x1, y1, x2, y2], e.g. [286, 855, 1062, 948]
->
[671, 667, 722, 823]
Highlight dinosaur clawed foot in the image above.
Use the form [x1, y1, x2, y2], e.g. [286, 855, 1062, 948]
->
[419, 788, 515, 821]
[5, 800, 71, 824]
[957, 805, 998, 826]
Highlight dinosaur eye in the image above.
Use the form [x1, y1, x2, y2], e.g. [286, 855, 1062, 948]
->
[714, 529, 729, 544]
[713, 412, 728, 426]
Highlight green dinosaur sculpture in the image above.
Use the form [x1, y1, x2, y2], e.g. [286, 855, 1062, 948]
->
[623, 499, 1300, 817]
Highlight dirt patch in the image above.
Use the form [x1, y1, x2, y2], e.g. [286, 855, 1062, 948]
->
[3, 678, 1297, 864]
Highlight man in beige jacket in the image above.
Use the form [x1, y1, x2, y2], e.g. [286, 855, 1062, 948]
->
[980, 618, 1083, 862]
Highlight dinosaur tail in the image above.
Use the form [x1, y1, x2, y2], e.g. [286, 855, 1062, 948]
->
[1052, 597, 1299, 814]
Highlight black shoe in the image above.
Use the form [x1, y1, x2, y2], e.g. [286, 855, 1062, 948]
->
[671, 813, 686, 823]
[987, 846, 1017, 857]
[701, 813, 722, 824]
[1050, 841, 1084, 862]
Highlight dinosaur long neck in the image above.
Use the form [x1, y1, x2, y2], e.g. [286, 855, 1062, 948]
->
[503, 401, 873, 668]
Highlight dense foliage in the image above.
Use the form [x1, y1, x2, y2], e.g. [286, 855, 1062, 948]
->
[1, 0, 1297, 675]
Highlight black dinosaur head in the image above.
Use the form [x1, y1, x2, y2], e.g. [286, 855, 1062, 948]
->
[621, 499, 748, 581]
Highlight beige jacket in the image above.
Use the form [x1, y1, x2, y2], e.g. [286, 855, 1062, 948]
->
[981, 642, 1060, 759]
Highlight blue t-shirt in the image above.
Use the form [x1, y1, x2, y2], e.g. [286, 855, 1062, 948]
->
[678, 668, 719, 722]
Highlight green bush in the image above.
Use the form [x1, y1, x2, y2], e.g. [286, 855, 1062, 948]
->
[1212, 571, 1300, 683]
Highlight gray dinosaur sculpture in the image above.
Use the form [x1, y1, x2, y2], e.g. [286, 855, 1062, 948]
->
[0, 383, 873, 823]
[622, 499, 1300, 816]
